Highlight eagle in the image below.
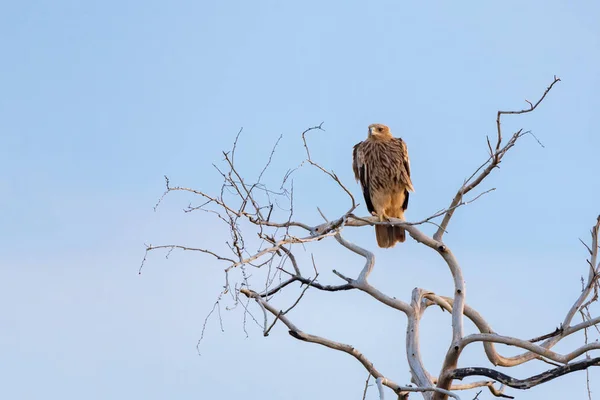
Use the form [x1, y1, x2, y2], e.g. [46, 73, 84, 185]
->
[352, 123, 414, 248]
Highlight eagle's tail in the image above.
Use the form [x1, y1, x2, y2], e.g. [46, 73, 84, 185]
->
[375, 225, 405, 248]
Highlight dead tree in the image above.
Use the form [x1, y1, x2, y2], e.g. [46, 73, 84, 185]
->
[142, 76, 600, 399]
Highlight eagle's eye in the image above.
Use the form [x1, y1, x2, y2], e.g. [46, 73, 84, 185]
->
[377, 127, 382, 131]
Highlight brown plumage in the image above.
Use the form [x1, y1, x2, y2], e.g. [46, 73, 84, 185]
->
[352, 124, 414, 248]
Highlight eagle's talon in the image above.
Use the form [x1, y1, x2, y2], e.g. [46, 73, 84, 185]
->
[378, 214, 391, 223]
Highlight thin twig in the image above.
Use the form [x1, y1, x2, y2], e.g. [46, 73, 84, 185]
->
[362, 374, 372, 400]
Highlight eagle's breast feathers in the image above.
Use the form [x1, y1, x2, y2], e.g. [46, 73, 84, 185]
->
[352, 137, 413, 207]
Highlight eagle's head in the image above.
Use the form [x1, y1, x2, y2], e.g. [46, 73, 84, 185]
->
[368, 123, 392, 139]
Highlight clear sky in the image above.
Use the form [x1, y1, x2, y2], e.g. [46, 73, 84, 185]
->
[1, 1, 600, 399]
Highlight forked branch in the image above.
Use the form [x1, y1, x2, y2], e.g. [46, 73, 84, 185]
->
[239, 288, 406, 396]
[433, 76, 561, 241]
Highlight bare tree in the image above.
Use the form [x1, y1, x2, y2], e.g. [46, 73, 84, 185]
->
[142, 76, 600, 399]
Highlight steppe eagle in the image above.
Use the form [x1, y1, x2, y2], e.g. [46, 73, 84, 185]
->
[352, 124, 414, 248]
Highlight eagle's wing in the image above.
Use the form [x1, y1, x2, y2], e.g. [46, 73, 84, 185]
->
[396, 138, 414, 192]
[352, 142, 362, 181]
[352, 142, 375, 214]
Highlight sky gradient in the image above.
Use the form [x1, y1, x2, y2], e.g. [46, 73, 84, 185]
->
[2, 1, 600, 399]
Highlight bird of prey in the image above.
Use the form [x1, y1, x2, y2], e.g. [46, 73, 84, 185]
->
[352, 123, 414, 248]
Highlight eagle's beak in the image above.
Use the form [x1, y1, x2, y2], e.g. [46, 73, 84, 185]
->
[369, 127, 374, 135]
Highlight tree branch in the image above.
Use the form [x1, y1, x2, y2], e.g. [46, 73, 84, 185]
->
[433, 76, 561, 242]
[299, 122, 357, 210]
[452, 357, 600, 390]
[239, 288, 406, 395]
[407, 289, 436, 393]
[461, 333, 600, 364]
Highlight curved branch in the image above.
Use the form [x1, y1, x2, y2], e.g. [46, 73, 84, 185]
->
[239, 288, 405, 394]
[344, 215, 466, 399]
[461, 333, 600, 364]
[260, 276, 354, 298]
[562, 215, 600, 327]
[333, 233, 413, 315]
[432, 250, 466, 399]
[451, 357, 600, 390]
[426, 288, 600, 368]
[140, 244, 235, 273]
[424, 215, 600, 370]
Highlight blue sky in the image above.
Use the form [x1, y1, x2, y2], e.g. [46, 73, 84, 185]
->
[1, 1, 600, 399]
